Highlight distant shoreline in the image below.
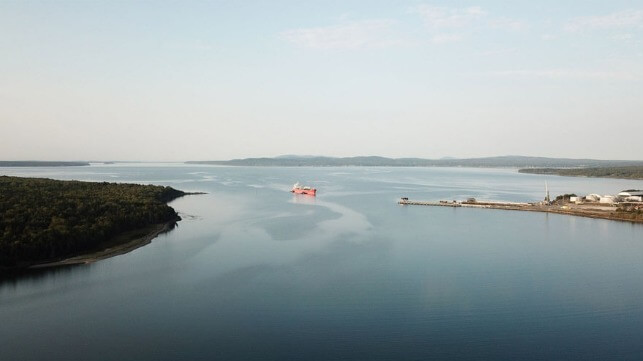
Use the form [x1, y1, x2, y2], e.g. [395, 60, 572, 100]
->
[186, 156, 643, 181]
[519, 166, 643, 180]
[0, 161, 89, 167]
[186, 156, 643, 172]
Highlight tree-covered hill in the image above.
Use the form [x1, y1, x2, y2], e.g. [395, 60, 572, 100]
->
[519, 166, 643, 180]
[0, 176, 185, 269]
[187, 155, 643, 168]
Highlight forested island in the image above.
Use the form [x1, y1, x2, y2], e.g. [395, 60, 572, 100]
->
[188, 155, 643, 169]
[519, 166, 643, 180]
[0, 161, 89, 167]
[0, 176, 186, 270]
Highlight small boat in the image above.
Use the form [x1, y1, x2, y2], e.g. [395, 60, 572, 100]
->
[291, 182, 316, 196]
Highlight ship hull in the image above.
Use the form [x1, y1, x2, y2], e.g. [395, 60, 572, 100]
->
[292, 188, 316, 196]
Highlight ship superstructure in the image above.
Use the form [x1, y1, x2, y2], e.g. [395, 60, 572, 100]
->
[291, 182, 316, 196]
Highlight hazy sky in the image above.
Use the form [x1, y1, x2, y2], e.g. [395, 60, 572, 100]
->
[1, 1, 642, 161]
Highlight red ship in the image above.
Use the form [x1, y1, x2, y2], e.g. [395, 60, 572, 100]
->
[291, 182, 316, 196]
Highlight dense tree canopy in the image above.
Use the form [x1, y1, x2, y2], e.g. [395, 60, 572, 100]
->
[0, 176, 184, 268]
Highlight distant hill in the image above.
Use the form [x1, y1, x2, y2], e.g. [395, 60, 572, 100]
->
[273, 155, 321, 159]
[0, 161, 89, 167]
[187, 156, 643, 168]
[519, 166, 643, 180]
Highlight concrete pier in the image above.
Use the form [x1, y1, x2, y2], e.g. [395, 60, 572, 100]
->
[397, 198, 643, 224]
[398, 199, 530, 209]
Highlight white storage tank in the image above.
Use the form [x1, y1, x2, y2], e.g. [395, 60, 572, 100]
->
[599, 195, 615, 204]
[585, 194, 601, 202]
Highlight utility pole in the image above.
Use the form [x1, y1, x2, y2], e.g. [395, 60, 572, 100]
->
[545, 181, 551, 204]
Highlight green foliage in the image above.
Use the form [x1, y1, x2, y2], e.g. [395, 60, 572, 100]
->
[0, 176, 184, 268]
[519, 166, 643, 180]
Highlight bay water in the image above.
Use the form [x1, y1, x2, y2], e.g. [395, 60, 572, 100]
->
[1, 165, 643, 360]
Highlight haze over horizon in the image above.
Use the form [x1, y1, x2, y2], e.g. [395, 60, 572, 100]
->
[2, 1, 642, 161]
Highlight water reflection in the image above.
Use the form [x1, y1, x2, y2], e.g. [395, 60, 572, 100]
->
[185, 195, 373, 281]
[0, 263, 84, 288]
[290, 193, 317, 205]
[1, 165, 643, 361]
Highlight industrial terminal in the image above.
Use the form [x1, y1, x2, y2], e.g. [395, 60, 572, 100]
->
[399, 189, 643, 223]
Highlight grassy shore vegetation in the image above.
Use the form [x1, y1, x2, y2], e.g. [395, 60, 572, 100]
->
[519, 166, 643, 180]
[0, 176, 185, 269]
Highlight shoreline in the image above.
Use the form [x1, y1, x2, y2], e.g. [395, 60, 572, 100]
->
[519, 166, 643, 180]
[0, 176, 209, 274]
[399, 200, 643, 224]
[28, 219, 178, 270]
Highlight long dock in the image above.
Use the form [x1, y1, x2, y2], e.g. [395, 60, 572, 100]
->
[397, 198, 643, 224]
[398, 199, 530, 209]
[399, 200, 461, 207]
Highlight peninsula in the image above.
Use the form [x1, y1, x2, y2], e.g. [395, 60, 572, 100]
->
[0, 176, 188, 270]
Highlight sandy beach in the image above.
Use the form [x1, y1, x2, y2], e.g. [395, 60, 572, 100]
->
[29, 220, 178, 269]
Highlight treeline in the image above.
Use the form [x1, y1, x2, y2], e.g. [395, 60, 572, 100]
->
[0, 176, 185, 268]
[0, 161, 89, 167]
[187, 156, 643, 168]
[519, 166, 643, 180]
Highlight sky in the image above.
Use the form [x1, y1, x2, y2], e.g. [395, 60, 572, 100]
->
[1, 0, 642, 161]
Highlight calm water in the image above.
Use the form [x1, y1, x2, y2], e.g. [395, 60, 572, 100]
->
[1, 165, 643, 360]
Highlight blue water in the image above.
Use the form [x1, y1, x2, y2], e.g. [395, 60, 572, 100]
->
[1, 165, 643, 360]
